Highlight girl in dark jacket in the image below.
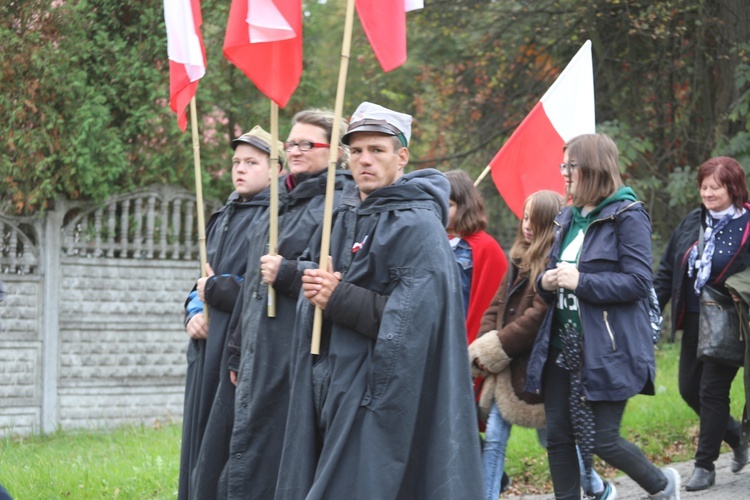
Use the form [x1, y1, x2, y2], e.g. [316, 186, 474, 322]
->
[470, 190, 609, 500]
[654, 156, 750, 491]
[526, 134, 680, 499]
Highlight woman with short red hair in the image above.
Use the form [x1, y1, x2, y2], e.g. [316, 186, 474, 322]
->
[655, 156, 750, 491]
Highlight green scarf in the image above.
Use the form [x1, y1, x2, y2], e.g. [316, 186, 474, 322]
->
[550, 187, 638, 350]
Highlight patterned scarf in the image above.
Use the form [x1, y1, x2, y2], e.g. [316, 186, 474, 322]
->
[557, 324, 595, 490]
[687, 210, 735, 295]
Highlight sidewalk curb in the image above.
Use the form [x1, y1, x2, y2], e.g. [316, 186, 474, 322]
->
[505, 451, 749, 499]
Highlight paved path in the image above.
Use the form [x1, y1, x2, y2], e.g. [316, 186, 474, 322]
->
[506, 452, 749, 499]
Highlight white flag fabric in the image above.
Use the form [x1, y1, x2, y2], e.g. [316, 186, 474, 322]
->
[540, 39, 595, 142]
[247, 0, 295, 43]
[165, 0, 206, 82]
[405, 0, 424, 12]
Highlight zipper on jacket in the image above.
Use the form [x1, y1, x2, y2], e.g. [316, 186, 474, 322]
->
[579, 203, 641, 353]
[603, 311, 617, 351]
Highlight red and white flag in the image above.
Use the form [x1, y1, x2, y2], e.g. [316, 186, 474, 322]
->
[165, 0, 207, 132]
[224, 0, 302, 108]
[489, 40, 595, 218]
[356, 0, 423, 72]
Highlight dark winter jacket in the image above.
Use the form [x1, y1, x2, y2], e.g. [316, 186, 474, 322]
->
[654, 204, 750, 339]
[276, 169, 484, 500]
[469, 262, 546, 428]
[179, 189, 270, 500]
[525, 200, 656, 402]
[223, 170, 354, 500]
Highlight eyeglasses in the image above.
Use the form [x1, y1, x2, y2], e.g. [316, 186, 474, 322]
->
[559, 161, 578, 172]
[283, 140, 330, 152]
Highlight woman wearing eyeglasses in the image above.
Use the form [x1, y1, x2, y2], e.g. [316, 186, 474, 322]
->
[525, 134, 680, 499]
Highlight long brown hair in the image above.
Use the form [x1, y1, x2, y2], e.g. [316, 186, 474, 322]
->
[509, 190, 564, 288]
[446, 170, 487, 236]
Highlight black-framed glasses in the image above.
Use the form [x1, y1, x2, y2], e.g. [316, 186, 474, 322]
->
[559, 161, 578, 172]
[284, 140, 330, 152]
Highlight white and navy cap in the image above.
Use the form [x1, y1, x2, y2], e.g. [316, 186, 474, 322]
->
[342, 102, 412, 147]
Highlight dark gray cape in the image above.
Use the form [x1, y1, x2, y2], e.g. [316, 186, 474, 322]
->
[179, 189, 270, 500]
[223, 170, 354, 499]
[276, 169, 484, 499]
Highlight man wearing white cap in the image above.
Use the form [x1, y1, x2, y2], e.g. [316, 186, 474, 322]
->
[275, 102, 485, 499]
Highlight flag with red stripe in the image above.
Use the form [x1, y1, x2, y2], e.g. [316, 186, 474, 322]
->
[355, 0, 423, 72]
[489, 41, 595, 217]
[164, 0, 207, 132]
[224, 0, 302, 107]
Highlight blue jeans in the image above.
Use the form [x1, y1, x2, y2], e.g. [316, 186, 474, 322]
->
[483, 401, 605, 500]
[482, 403, 512, 500]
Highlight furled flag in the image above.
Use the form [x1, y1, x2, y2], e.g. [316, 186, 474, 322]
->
[489, 40, 595, 218]
[164, 0, 207, 132]
[356, 0, 424, 72]
[224, 0, 302, 108]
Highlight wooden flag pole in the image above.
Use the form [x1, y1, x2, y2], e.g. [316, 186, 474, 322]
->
[310, 0, 356, 354]
[190, 96, 209, 322]
[474, 165, 491, 187]
[268, 101, 280, 317]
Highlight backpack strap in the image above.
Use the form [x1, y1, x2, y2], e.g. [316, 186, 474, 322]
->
[613, 201, 662, 344]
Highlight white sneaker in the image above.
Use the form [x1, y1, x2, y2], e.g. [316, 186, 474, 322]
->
[590, 480, 617, 500]
[648, 467, 680, 500]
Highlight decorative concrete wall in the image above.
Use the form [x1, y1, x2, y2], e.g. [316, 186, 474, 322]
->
[0, 185, 220, 436]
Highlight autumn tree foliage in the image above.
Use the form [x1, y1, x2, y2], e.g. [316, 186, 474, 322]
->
[409, 0, 750, 240]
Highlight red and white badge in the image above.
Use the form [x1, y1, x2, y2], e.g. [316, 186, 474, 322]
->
[352, 235, 369, 253]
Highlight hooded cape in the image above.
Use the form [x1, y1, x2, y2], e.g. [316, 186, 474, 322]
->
[179, 189, 270, 500]
[276, 169, 484, 499]
[219, 170, 354, 499]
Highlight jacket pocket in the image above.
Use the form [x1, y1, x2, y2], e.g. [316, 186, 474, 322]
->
[186, 338, 203, 366]
[578, 221, 620, 273]
[364, 266, 413, 409]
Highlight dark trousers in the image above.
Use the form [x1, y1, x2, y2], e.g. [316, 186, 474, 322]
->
[543, 348, 667, 499]
[679, 312, 742, 470]
[0, 482, 11, 500]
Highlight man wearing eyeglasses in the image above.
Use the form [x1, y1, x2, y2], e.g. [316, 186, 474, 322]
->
[273, 102, 484, 499]
[217, 109, 354, 500]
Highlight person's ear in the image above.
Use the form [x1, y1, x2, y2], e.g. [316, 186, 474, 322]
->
[397, 147, 409, 169]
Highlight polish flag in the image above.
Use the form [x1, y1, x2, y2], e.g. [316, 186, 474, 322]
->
[164, 0, 206, 132]
[489, 40, 595, 218]
[356, 0, 423, 72]
[224, 0, 302, 108]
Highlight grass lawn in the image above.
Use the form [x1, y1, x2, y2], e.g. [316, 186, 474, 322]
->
[1, 421, 181, 499]
[0, 341, 744, 498]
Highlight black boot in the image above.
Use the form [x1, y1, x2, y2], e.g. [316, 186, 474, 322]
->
[685, 466, 715, 491]
[732, 441, 748, 473]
